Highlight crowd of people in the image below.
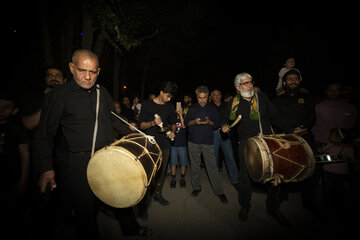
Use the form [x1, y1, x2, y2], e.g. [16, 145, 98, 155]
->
[2, 50, 359, 239]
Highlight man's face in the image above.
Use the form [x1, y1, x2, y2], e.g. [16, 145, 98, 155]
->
[160, 91, 172, 103]
[69, 54, 100, 89]
[283, 73, 300, 91]
[238, 77, 254, 98]
[122, 97, 130, 107]
[45, 68, 65, 89]
[197, 92, 208, 107]
[183, 96, 191, 105]
[0, 99, 16, 122]
[211, 90, 222, 103]
[326, 84, 341, 100]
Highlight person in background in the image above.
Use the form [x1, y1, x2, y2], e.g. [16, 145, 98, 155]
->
[1, 89, 31, 238]
[19, 66, 67, 132]
[182, 93, 192, 118]
[185, 85, 228, 204]
[170, 105, 188, 188]
[311, 82, 357, 151]
[275, 56, 308, 96]
[131, 95, 142, 120]
[210, 89, 238, 189]
[319, 128, 356, 210]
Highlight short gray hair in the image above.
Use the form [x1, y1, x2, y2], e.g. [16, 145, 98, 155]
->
[234, 72, 252, 87]
[72, 49, 99, 67]
[195, 85, 209, 95]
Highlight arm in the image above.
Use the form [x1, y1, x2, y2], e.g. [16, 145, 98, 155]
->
[16, 143, 30, 195]
[22, 110, 42, 130]
[178, 109, 186, 128]
[32, 91, 62, 193]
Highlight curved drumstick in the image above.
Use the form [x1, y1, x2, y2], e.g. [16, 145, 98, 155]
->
[228, 114, 242, 129]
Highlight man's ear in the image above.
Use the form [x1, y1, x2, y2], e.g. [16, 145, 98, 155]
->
[69, 62, 75, 74]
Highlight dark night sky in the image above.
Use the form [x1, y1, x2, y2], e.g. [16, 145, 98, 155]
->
[6, 1, 358, 101]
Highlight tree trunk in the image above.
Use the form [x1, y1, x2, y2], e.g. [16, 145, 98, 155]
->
[39, 0, 53, 67]
[112, 52, 121, 101]
[81, 5, 94, 50]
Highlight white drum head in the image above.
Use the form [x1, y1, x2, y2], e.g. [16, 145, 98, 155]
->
[87, 146, 147, 208]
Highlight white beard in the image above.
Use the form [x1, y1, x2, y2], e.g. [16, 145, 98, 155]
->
[240, 88, 254, 98]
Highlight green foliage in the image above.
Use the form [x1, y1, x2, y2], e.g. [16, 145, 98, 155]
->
[84, 0, 158, 53]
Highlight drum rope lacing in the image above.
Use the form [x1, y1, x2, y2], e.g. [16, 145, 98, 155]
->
[111, 111, 157, 145]
[263, 135, 307, 186]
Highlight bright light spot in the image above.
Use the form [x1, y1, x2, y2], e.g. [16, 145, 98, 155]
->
[123, 85, 127, 89]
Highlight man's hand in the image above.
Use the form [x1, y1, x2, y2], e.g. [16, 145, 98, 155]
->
[293, 127, 308, 136]
[39, 170, 57, 193]
[221, 124, 230, 133]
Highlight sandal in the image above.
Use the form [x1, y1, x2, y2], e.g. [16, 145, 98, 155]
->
[138, 226, 152, 237]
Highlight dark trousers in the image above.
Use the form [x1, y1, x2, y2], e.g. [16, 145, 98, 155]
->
[237, 140, 282, 212]
[68, 152, 139, 239]
[153, 148, 170, 195]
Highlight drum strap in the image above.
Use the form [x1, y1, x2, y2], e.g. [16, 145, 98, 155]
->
[255, 92, 263, 136]
[91, 84, 100, 157]
[255, 92, 274, 136]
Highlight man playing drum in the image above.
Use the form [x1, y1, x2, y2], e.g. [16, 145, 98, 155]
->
[33, 49, 152, 238]
[272, 69, 320, 215]
[221, 72, 294, 228]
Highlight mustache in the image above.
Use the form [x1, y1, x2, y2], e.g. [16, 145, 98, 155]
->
[49, 80, 61, 84]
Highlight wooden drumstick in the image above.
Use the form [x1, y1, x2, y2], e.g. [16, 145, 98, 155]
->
[154, 114, 162, 128]
[155, 114, 174, 141]
[228, 114, 242, 129]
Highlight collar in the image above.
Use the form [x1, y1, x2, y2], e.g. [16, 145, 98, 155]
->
[68, 79, 98, 93]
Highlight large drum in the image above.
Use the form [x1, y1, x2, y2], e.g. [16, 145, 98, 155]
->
[87, 133, 162, 208]
[244, 134, 315, 184]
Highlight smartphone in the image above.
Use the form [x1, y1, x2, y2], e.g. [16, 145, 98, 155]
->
[176, 102, 181, 111]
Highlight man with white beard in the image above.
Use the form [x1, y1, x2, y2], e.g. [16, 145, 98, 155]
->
[221, 72, 292, 228]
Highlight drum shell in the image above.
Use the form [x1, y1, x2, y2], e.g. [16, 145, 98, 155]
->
[87, 133, 162, 208]
[244, 134, 315, 183]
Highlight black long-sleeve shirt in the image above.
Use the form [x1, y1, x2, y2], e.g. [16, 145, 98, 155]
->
[272, 91, 316, 131]
[272, 91, 316, 144]
[222, 92, 290, 140]
[33, 79, 131, 173]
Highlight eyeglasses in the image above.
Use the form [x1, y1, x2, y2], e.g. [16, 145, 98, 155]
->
[46, 73, 63, 79]
[239, 80, 255, 86]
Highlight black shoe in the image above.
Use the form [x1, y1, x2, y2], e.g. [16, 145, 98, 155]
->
[191, 189, 201, 197]
[267, 211, 292, 228]
[217, 194, 228, 204]
[180, 179, 186, 188]
[303, 203, 322, 216]
[238, 207, 250, 221]
[170, 179, 176, 188]
[154, 194, 169, 206]
[140, 210, 148, 221]
[137, 226, 152, 237]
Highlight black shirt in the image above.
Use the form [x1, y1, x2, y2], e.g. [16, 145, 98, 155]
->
[222, 92, 290, 140]
[272, 91, 316, 144]
[33, 79, 131, 173]
[138, 99, 176, 150]
[0, 121, 30, 184]
[184, 103, 221, 145]
[272, 91, 316, 131]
